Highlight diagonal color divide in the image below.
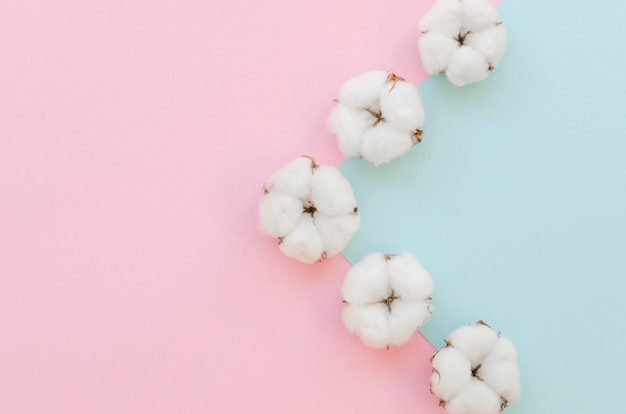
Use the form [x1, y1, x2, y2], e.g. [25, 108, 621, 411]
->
[341, 0, 626, 413]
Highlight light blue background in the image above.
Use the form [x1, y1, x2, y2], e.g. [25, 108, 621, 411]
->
[340, 0, 626, 412]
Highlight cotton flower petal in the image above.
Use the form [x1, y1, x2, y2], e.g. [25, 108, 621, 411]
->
[264, 156, 314, 200]
[258, 192, 303, 238]
[445, 45, 490, 87]
[337, 70, 389, 108]
[447, 322, 498, 368]
[431, 347, 473, 402]
[464, 24, 507, 67]
[311, 165, 358, 216]
[461, 0, 500, 31]
[388, 253, 434, 301]
[388, 300, 431, 345]
[341, 252, 389, 304]
[314, 213, 361, 256]
[477, 337, 522, 403]
[342, 303, 390, 348]
[445, 379, 502, 414]
[327, 104, 370, 157]
[419, 0, 463, 36]
[360, 123, 414, 167]
[278, 214, 325, 265]
[379, 80, 425, 132]
[418, 32, 461, 75]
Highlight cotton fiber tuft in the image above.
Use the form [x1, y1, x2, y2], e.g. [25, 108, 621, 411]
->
[419, 0, 506, 86]
[430, 321, 521, 413]
[341, 252, 433, 348]
[259, 156, 360, 264]
[328, 71, 425, 166]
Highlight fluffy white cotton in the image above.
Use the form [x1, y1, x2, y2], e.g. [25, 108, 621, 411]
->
[341, 252, 389, 304]
[264, 156, 314, 200]
[388, 300, 431, 344]
[278, 214, 325, 265]
[327, 105, 371, 156]
[445, 45, 490, 87]
[477, 337, 522, 403]
[379, 80, 425, 131]
[328, 71, 425, 166]
[388, 253, 434, 301]
[310, 165, 358, 216]
[341, 252, 433, 348]
[418, 32, 460, 75]
[445, 379, 502, 414]
[464, 24, 507, 67]
[259, 156, 360, 264]
[258, 192, 303, 238]
[359, 123, 415, 166]
[431, 347, 473, 402]
[461, 0, 500, 31]
[342, 304, 391, 348]
[337, 70, 389, 108]
[447, 321, 498, 368]
[430, 322, 521, 413]
[418, 0, 506, 86]
[314, 213, 361, 256]
[418, 0, 462, 36]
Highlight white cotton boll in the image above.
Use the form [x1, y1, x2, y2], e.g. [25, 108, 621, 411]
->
[478, 337, 521, 403]
[445, 379, 502, 414]
[360, 123, 414, 166]
[461, 0, 500, 32]
[445, 45, 490, 86]
[447, 322, 498, 368]
[418, 0, 505, 86]
[328, 71, 425, 166]
[419, 0, 463, 36]
[342, 303, 391, 348]
[432, 324, 522, 413]
[388, 253, 434, 302]
[260, 156, 360, 264]
[327, 104, 370, 157]
[341, 252, 389, 304]
[431, 347, 473, 402]
[464, 24, 507, 67]
[418, 32, 461, 75]
[379, 81, 425, 132]
[341, 253, 434, 348]
[337, 70, 389, 108]
[278, 214, 325, 265]
[264, 156, 314, 200]
[310, 165, 358, 216]
[258, 192, 303, 238]
[388, 300, 431, 345]
[314, 213, 361, 256]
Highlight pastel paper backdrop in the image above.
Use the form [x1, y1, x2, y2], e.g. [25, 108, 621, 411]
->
[2, 0, 623, 413]
[341, 0, 626, 413]
[0, 0, 447, 413]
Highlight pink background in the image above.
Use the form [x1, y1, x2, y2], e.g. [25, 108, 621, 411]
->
[1, 0, 494, 412]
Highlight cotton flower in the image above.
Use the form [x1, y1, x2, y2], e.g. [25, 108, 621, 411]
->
[430, 321, 521, 414]
[418, 0, 506, 87]
[259, 156, 360, 264]
[341, 252, 433, 348]
[327, 71, 425, 166]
